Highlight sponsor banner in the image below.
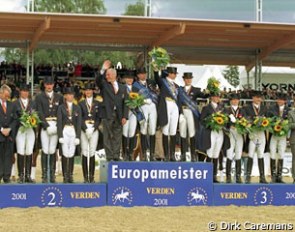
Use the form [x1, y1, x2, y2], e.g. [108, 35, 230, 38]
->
[214, 184, 295, 206]
[108, 162, 213, 207]
[0, 184, 106, 208]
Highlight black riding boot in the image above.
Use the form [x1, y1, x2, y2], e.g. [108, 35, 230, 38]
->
[140, 134, 147, 161]
[245, 157, 253, 184]
[49, 154, 56, 183]
[235, 159, 242, 184]
[258, 158, 268, 184]
[277, 159, 285, 183]
[226, 159, 232, 183]
[149, 135, 156, 161]
[25, 155, 34, 183]
[122, 136, 128, 161]
[180, 138, 187, 162]
[41, 152, 48, 183]
[213, 158, 219, 183]
[270, 159, 277, 183]
[169, 136, 176, 162]
[162, 135, 169, 162]
[129, 136, 136, 161]
[17, 154, 25, 184]
[68, 157, 74, 183]
[82, 156, 89, 183]
[190, 137, 197, 162]
[62, 156, 68, 183]
[89, 156, 95, 183]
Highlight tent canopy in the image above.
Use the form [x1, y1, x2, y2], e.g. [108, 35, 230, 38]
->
[1, 12, 295, 71]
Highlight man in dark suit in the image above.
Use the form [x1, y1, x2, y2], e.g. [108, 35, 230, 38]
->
[154, 67, 180, 162]
[96, 60, 128, 161]
[35, 76, 64, 183]
[0, 84, 17, 183]
[268, 92, 289, 183]
[243, 90, 268, 184]
[57, 87, 82, 183]
[178, 72, 205, 162]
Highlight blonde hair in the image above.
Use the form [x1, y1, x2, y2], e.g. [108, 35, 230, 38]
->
[0, 84, 12, 95]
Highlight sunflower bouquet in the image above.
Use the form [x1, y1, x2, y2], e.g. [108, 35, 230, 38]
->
[251, 116, 271, 132]
[19, 110, 41, 133]
[204, 111, 229, 132]
[125, 92, 145, 109]
[235, 117, 252, 135]
[148, 47, 170, 71]
[206, 77, 220, 96]
[269, 117, 289, 137]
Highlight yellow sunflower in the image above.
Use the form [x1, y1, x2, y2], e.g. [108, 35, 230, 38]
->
[213, 81, 220, 88]
[30, 117, 37, 127]
[262, 119, 269, 127]
[129, 92, 139, 99]
[214, 116, 224, 125]
[274, 125, 282, 132]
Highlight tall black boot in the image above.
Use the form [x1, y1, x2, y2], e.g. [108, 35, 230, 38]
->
[258, 158, 268, 184]
[25, 155, 34, 183]
[82, 156, 89, 183]
[245, 157, 253, 184]
[129, 136, 136, 161]
[62, 156, 68, 183]
[41, 152, 48, 183]
[270, 159, 277, 183]
[190, 137, 197, 162]
[122, 136, 128, 161]
[235, 160, 242, 184]
[89, 156, 95, 183]
[277, 159, 285, 183]
[68, 157, 74, 183]
[140, 134, 147, 161]
[49, 154, 56, 183]
[17, 154, 25, 184]
[149, 135, 156, 161]
[180, 138, 187, 162]
[213, 158, 219, 183]
[226, 159, 232, 183]
[170, 136, 176, 162]
[162, 135, 169, 162]
[206, 157, 212, 163]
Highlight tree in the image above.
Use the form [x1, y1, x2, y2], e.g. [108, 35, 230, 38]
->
[123, 0, 145, 16]
[223, 65, 240, 88]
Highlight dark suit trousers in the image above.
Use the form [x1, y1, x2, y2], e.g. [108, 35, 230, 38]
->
[0, 140, 14, 181]
[290, 144, 295, 180]
[102, 112, 122, 160]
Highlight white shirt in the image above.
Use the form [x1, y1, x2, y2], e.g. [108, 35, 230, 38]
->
[140, 80, 146, 85]
[21, 98, 28, 108]
[112, 81, 119, 93]
[279, 105, 285, 111]
[211, 102, 218, 109]
[253, 103, 260, 109]
[46, 91, 53, 99]
[231, 105, 239, 111]
[127, 84, 132, 92]
[86, 97, 93, 106]
[185, 85, 191, 92]
[166, 77, 174, 85]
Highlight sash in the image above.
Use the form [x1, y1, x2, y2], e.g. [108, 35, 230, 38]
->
[161, 78, 178, 102]
[178, 87, 200, 119]
[133, 82, 158, 104]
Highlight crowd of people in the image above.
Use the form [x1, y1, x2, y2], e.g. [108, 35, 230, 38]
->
[0, 59, 294, 185]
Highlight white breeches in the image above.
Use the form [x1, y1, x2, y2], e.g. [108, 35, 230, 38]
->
[16, 128, 35, 155]
[226, 127, 243, 160]
[61, 126, 76, 158]
[248, 131, 266, 158]
[139, 103, 157, 135]
[41, 121, 58, 155]
[179, 109, 195, 138]
[123, 111, 137, 137]
[162, 100, 179, 136]
[269, 135, 287, 159]
[207, 130, 224, 159]
[81, 130, 99, 158]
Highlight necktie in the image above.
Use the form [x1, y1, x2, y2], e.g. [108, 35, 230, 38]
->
[112, 83, 118, 94]
[2, 101, 6, 114]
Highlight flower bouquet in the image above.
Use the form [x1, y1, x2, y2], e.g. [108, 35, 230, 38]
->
[148, 47, 170, 71]
[251, 116, 271, 132]
[206, 77, 220, 95]
[19, 110, 41, 132]
[204, 111, 229, 132]
[235, 117, 252, 135]
[125, 92, 145, 109]
[269, 117, 289, 137]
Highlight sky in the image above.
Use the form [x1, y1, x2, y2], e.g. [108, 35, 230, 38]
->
[1, 0, 295, 23]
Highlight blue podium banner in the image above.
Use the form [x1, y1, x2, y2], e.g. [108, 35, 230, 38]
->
[107, 162, 213, 207]
[0, 184, 107, 208]
[214, 184, 295, 206]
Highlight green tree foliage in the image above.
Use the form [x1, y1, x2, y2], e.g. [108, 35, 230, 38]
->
[123, 0, 145, 16]
[223, 65, 240, 88]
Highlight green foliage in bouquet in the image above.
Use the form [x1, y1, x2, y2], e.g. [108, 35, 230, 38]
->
[19, 110, 41, 133]
[251, 116, 271, 132]
[270, 117, 289, 137]
[206, 77, 220, 95]
[148, 47, 170, 70]
[204, 111, 229, 132]
[125, 92, 145, 109]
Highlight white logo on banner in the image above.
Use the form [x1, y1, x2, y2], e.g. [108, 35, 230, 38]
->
[187, 187, 208, 205]
[112, 187, 133, 205]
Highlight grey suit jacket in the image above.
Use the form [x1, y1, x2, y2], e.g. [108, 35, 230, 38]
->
[288, 109, 295, 145]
